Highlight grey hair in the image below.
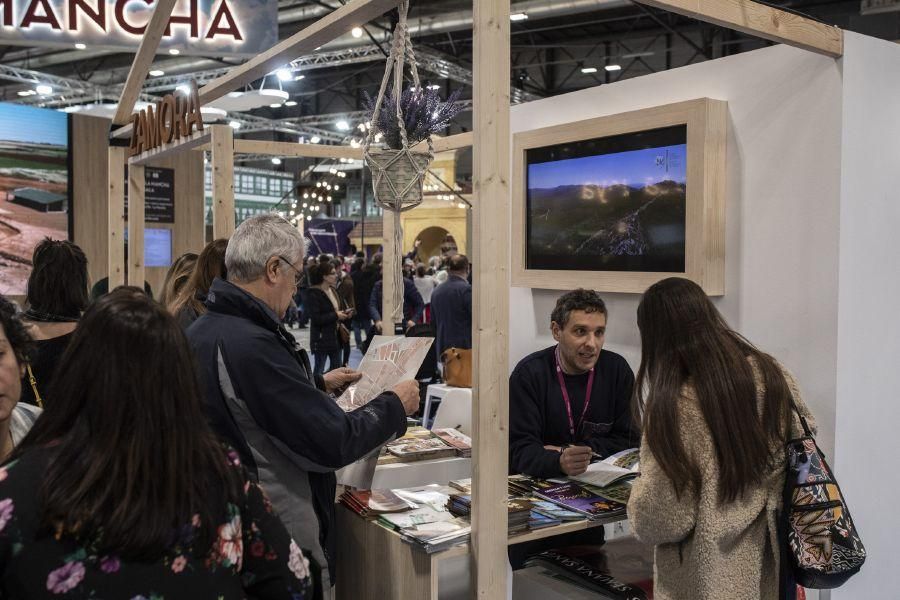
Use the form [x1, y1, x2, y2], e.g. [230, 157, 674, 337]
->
[225, 214, 306, 283]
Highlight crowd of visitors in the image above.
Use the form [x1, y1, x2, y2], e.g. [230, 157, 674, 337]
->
[0, 222, 819, 600]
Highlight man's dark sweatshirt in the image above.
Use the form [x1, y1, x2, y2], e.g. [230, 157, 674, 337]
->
[509, 346, 639, 479]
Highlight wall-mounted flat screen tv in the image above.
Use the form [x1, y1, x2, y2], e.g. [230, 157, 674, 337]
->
[0, 102, 70, 297]
[145, 228, 173, 268]
[526, 125, 687, 273]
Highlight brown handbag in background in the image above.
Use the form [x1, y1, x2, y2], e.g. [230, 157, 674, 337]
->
[440, 347, 472, 388]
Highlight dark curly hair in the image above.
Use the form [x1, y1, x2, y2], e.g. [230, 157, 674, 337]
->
[0, 296, 34, 366]
[550, 289, 608, 328]
[26, 238, 89, 319]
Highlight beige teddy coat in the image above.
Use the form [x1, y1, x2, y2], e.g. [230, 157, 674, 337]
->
[627, 366, 815, 600]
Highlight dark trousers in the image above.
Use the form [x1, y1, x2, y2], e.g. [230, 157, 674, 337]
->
[313, 349, 343, 377]
[351, 316, 371, 348]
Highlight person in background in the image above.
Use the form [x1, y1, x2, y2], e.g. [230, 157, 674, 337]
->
[348, 257, 371, 349]
[186, 215, 420, 593]
[0, 297, 42, 460]
[335, 259, 355, 365]
[295, 256, 318, 330]
[19, 239, 89, 408]
[0, 288, 312, 598]
[429, 254, 472, 361]
[413, 264, 437, 324]
[158, 252, 199, 309]
[369, 261, 425, 335]
[627, 277, 816, 600]
[307, 262, 352, 377]
[168, 239, 227, 329]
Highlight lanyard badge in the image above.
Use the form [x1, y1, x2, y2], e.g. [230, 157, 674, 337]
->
[554, 346, 595, 439]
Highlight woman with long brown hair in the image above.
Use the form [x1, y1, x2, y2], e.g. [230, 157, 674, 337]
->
[158, 251, 199, 309]
[627, 277, 815, 600]
[168, 239, 227, 329]
[0, 288, 311, 598]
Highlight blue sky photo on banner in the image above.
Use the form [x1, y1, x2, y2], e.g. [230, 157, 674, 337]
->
[0, 102, 69, 297]
[0, 0, 277, 56]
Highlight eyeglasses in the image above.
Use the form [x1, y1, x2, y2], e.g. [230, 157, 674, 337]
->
[278, 255, 303, 285]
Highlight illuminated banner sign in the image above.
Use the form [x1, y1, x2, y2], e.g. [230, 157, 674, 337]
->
[0, 0, 277, 56]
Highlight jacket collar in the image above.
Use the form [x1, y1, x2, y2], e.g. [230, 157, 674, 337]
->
[206, 278, 314, 380]
[206, 278, 280, 332]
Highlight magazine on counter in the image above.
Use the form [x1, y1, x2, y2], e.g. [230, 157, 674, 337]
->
[536, 482, 627, 520]
[569, 448, 640, 488]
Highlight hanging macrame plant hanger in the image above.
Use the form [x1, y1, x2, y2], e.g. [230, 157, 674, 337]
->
[364, 0, 434, 326]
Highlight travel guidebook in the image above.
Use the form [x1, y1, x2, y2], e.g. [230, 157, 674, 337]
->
[570, 448, 641, 488]
[536, 482, 627, 520]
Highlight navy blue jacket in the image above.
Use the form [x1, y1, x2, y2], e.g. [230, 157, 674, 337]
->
[368, 277, 425, 324]
[429, 274, 472, 359]
[187, 278, 407, 582]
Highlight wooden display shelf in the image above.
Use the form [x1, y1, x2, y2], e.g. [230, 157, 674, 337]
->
[334, 505, 623, 600]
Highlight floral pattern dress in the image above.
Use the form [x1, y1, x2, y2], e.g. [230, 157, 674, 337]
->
[0, 447, 312, 599]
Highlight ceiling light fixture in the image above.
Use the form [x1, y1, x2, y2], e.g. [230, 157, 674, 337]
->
[228, 120, 241, 130]
[336, 120, 350, 131]
[35, 84, 53, 95]
[310, 136, 321, 144]
[580, 66, 598, 74]
[351, 27, 363, 38]
[510, 12, 528, 21]
[74, 43, 86, 50]
[149, 69, 165, 77]
[271, 158, 282, 165]
[285, 100, 298, 107]
[294, 74, 305, 81]
[168, 48, 180, 55]
[269, 103, 281, 108]
[275, 68, 293, 81]
[604, 64, 622, 72]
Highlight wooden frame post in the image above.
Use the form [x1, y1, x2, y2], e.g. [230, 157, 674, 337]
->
[382, 208, 399, 330]
[108, 147, 127, 288]
[471, 0, 511, 597]
[127, 163, 145, 288]
[210, 125, 235, 239]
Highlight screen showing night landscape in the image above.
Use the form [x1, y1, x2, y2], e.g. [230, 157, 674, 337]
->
[526, 125, 687, 273]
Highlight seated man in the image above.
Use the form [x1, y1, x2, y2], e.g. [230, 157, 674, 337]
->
[509, 289, 638, 479]
[187, 215, 420, 596]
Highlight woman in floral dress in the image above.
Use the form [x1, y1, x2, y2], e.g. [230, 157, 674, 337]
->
[0, 288, 313, 599]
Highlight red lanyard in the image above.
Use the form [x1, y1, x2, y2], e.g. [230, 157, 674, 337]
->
[555, 346, 595, 438]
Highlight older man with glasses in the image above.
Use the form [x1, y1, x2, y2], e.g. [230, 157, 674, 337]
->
[186, 215, 420, 598]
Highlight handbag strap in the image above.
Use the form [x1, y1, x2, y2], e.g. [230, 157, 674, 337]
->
[26, 364, 44, 409]
[787, 393, 813, 438]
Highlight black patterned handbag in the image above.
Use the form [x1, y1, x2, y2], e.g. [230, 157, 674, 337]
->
[782, 401, 866, 589]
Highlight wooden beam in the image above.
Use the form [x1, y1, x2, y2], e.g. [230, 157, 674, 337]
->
[414, 132, 474, 154]
[210, 125, 235, 239]
[634, 0, 843, 57]
[471, 0, 511, 598]
[381, 209, 399, 330]
[198, 0, 398, 107]
[233, 139, 364, 160]
[112, 0, 178, 126]
[127, 164, 146, 288]
[129, 130, 212, 165]
[108, 147, 127, 288]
